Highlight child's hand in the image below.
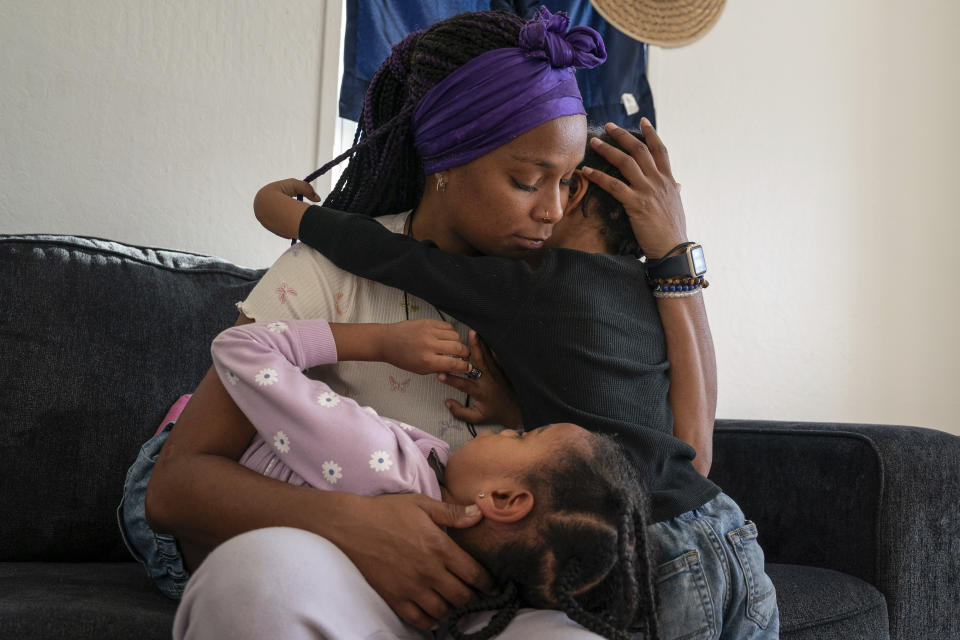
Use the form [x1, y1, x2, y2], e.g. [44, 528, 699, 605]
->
[580, 119, 688, 259]
[438, 331, 523, 429]
[379, 320, 473, 376]
[253, 179, 321, 239]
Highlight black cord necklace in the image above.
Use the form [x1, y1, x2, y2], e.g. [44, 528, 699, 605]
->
[403, 213, 476, 437]
[401, 214, 447, 322]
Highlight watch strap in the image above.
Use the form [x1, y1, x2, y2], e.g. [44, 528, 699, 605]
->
[646, 243, 706, 279]
[646, 253, 694, 278]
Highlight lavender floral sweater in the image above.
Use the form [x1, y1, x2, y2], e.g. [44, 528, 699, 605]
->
[211, 319, 448, 499]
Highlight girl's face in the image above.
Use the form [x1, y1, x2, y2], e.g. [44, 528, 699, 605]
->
[439, 115, 587, 258]
[443, 423, 591, 505]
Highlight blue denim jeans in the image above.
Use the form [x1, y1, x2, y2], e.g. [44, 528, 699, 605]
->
[116, 422, 190, 600]
[645, 492, 779, 639]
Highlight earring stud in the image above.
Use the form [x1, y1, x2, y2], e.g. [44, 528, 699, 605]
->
[478, 492, 487, 499]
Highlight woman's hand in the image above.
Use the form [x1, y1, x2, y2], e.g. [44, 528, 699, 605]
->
[253, 179, 320, 239]
[581, 119, 688, 259]
[438, 330, 523, 428]
[378, 319, 473, 376]
[330, 492, 495, 631]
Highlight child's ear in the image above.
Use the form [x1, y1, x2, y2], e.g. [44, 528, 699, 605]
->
[563, 169, 590, 217]
[480, 487, 534, 523]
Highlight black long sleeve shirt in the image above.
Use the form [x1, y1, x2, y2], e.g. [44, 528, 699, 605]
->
[299, 206, 719, 522]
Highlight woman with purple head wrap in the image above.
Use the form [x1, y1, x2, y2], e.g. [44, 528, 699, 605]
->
[143, 7, 776, 640]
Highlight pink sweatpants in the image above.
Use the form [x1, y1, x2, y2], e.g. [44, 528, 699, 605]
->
[173, 527, 603, 639]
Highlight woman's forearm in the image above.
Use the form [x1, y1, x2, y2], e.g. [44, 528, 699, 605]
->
[656, 293, 717, 476]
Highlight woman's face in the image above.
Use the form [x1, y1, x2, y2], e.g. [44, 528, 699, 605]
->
[441, 115, 587, 258]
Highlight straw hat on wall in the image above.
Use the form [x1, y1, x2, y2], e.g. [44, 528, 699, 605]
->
[589, 0, 726, 47]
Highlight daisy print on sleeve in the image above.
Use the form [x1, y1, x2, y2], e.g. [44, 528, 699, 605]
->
[321, 460, 343, 485]
[369, 450, 394, 473]
[266, 321, 289, 333]
[317, 391, 341, 408]
[213, 319, 443, 496]
[255, 368, 278, 386]
[273, 431, 291, 454]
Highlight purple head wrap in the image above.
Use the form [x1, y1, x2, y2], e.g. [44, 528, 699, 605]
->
[412, 7, 606, 174]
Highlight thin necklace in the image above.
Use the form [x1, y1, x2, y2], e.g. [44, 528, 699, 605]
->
[402, 213, 447, 322]
[403, 212, 475, 436]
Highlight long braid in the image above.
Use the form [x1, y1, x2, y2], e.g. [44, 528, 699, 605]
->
[631, 507, 661, 639]
[615, 499, 640, 627]
[301, 11, 525, 216]
[555, 562, 632, 640]
[446, 582, 522, 640]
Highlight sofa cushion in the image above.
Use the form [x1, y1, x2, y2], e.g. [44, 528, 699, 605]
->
[711, 423, 883, 585]
[0, 562, 177, 640]
[0, 235, 265, 562]
[769, 563, 889, 640]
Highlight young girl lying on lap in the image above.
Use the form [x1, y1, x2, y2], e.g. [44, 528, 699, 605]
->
[212, 316, 658, 640]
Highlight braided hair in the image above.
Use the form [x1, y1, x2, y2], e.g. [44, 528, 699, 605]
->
[303, 11, 527, 216]
[447, 433, 660, 640]
[578, 128, 647, 258]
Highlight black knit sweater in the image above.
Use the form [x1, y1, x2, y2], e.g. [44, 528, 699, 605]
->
[300, 206, 719, 522]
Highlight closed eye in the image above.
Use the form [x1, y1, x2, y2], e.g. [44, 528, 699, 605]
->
[512, 178, 537, 192]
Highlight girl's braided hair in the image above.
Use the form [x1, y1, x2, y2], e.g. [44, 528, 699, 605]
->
[578, 127, 647, 258]
[447, 433, 660, 640]
[304, 11, 527, 216]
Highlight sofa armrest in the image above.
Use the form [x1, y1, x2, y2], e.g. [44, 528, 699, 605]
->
[710, 419, 960, 640]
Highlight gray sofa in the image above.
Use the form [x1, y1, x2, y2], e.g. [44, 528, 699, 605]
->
[1, 233, 958, 639]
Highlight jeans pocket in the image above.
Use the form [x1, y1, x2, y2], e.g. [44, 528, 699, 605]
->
[655, 550, 716, 640]
[727, 522, 777, 629]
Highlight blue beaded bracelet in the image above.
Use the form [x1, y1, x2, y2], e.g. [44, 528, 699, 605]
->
[650, 276, 709, 298]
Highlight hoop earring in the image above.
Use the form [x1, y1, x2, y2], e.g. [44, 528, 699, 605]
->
[436, 174, 447, 192]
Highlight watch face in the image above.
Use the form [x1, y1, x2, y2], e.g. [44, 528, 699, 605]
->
[691, 246, 707, 275]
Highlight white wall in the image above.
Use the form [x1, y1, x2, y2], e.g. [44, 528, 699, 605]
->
[0, 0, 335, 268]
[648, 0, 960, 434]
[2, 1, 957, 435]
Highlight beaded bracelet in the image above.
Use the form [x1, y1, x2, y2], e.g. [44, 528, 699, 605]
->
[650, 275, 708, 299]
[649, 275, 709, 291]
[653, 288, 702, 299]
